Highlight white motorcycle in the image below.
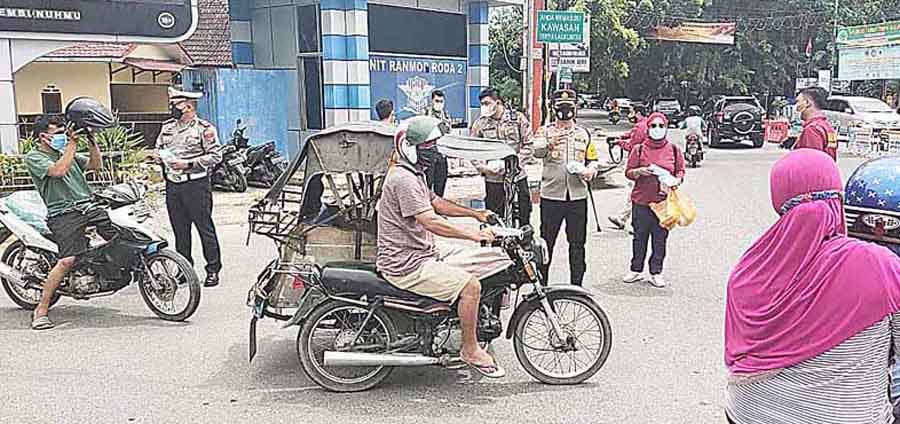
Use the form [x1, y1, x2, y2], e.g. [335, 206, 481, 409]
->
[0, 182, 201, 321]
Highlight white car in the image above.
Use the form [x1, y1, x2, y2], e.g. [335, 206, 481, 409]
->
[823, 96, 900, 139]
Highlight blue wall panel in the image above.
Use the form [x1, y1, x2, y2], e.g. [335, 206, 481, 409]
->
[213, 68, 293, 155]
[232, 42, 254, 65]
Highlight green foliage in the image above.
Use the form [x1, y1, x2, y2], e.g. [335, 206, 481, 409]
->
[490, 1, 900, 109]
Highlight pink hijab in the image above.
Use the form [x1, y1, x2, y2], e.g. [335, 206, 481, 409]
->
[725, 149, 900, 375]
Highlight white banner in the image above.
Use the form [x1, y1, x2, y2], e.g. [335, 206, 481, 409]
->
[548, 13, 590, 73]
[839, 45, 900, 81]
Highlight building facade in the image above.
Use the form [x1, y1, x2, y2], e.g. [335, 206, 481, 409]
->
[211, 0, 519, 158]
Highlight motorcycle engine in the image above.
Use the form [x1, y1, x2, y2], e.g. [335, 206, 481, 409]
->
[433, 324, 463, 354]
[68, 271, 100, 295]
[477, 308, 503, 342]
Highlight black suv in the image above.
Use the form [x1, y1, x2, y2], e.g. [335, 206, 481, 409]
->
[703, 96, 766, 148]
[654, 98, 683, 125]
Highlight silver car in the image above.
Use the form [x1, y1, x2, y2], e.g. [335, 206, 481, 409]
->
[823, 96, 900, 139]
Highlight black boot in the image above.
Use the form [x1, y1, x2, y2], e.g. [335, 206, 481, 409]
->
[204, 272, 220, 288]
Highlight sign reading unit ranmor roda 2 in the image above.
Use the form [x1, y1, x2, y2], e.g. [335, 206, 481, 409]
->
[537, 11, 584, 44]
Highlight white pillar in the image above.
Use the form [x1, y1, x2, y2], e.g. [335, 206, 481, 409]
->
[0, 39, 71, 153]
[0, 39, 18, 153]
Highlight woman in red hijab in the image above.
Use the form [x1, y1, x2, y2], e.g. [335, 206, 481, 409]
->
[725, 149, 900, 423]
[623, 112, 685, 288]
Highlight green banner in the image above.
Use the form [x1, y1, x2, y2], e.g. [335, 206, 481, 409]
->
[837, 20, 900, 48]
[537, 11, 584, 43]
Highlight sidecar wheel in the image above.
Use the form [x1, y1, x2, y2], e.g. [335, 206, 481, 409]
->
[139, 249, 201, 322]
[513, 294, 612, 385]
[297, 300, 396, 392]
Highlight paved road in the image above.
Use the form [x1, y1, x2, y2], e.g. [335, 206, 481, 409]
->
[1, 117, 867, 423]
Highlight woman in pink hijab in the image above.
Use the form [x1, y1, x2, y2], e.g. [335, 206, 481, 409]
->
[725, 149, 900, 423]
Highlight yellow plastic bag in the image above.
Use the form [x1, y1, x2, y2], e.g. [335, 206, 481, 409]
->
[670, 189, 697, 227]
[649, 189, 696, 230]
[649, 199, 679, 230]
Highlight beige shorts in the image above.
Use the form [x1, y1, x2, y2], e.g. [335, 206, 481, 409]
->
[383, 259, 476, 303]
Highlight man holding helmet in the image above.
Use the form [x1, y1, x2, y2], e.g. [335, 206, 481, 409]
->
[533, 89, 599, 286]
[151, 87, 223, 288]
[24, 98, 116, 330]
[377, 116, 505, 378]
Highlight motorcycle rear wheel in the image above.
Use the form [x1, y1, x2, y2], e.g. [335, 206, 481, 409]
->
[0, 241, 59, 310]
[139, 249, 201, 322]
[513, 294, 612, 385]
[298, 300, 396, 392]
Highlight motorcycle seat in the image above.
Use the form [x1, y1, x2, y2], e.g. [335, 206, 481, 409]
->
[320, 261, 450, 310]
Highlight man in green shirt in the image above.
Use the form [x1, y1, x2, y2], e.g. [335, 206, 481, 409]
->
[23, 115, 108, 330]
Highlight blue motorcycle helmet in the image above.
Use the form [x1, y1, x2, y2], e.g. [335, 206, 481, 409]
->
[844, 156, 900, 257]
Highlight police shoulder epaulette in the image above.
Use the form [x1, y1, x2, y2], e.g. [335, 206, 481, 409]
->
[161, 118, 176, 125]
[198, 119, 213, 128]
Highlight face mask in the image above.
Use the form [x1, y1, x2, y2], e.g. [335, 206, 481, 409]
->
[433, 102, 444, 112]
[648, 127, 667, 141]
[170, 104, 184, 120]
[555, 105, 576, 121]
[416, 145, 437, 170]
[49, 133, 68, 151]
[480, 104, 495, 118]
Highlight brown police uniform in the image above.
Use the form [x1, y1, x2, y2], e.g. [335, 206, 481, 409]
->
[470, 108, 533, 226]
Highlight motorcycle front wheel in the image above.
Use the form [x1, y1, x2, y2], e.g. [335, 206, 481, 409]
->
[139, 249, 201, 322]
[513, 294, 612, 385]
[298, 300, 396, 392]
[230, 169, 248, 193]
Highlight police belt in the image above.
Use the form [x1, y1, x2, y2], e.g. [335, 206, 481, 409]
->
[166, 171, 208, 184]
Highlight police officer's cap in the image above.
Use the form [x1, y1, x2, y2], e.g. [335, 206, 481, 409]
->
[552, 89, 577, 106]
[168, 87, 203, 104]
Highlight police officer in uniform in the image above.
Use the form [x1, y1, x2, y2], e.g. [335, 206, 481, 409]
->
[533, 89, 599, 286]
[153, 88, 224, 287]
[470, 87, 533, 226]
[421, 90, 451, 196]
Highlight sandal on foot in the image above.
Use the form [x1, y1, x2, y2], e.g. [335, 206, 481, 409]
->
[31, 315, 54, 330]
[462, 358, 506, 379]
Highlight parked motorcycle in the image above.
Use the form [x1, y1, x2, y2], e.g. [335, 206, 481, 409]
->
[211, 144, 249, 192]
[0, 182, 201, 321]
[685, 134, 704, 168]
[255, 216, 612, 392]
[231, 119, 288, 188]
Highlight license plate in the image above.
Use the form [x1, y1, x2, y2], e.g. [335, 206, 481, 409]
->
[271, 156, 287, 164]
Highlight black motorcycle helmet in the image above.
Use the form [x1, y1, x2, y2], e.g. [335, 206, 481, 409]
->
[65, 97, 116, 131]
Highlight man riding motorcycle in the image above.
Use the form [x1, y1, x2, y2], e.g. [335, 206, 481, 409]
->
[680, 105, 706, 147]
[23, 98, 116, 330]
[376, 116, 506, 378]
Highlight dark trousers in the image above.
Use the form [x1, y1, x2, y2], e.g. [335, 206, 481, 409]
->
[425, 154, 448, 197]
[539, 198, 587, 286]
[166, 177, 222, 274]
[485, 179, 533, 227]
[631, 204, 669, 275]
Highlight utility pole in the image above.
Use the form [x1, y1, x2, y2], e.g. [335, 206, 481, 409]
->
[831, 0, 840, 94]
[523, 0, 532, 115]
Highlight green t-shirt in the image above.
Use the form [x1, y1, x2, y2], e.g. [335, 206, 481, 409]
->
[24, 149, 92, 217]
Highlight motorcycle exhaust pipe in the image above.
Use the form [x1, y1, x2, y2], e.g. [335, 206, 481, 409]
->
[0, 261, 27, 288]
[324, 351, 441, 367]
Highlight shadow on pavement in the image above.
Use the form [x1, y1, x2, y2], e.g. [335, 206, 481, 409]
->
[0, 304, 191, 331]
[589, 278, 675, 298]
